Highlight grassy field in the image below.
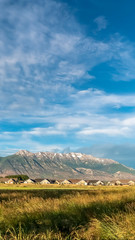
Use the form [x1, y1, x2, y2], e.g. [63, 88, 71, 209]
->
[0, 185, 135, 239]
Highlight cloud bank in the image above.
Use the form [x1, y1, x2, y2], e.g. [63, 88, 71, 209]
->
[0, 0, 135, 165]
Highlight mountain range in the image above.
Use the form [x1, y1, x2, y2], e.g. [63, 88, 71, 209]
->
[0, 150, 135, 180]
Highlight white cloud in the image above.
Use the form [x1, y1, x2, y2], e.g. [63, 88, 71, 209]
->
[0, 0, 134, 124]
[122, 117, 135, 126]
[77, 127, 129, 137]
[0, 130, 64, 156]
[1, 0, 135, 155]
[27, 127, 66, 136]
[71, 88, 135, 112]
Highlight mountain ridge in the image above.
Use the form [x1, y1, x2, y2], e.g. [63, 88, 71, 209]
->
[0, 150, 134, 180]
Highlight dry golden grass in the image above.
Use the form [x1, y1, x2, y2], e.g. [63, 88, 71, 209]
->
[0, 186, 135, 239]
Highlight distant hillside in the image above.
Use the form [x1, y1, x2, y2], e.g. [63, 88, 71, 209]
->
[0, 150, 135, 180]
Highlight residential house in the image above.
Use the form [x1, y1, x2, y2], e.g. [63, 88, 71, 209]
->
[60, 179, 72, 185]
[119, 180, 129, 185]
[115, 180, 122, 186]
[35, 179, 60, 184]
[50, 180, 60, 184]
[24, 179, 35, 184]
[35, 179, 44, 184]
[0, 178, 10, 183]
[76, 179, 88, 185]
[128, 180, 135, 186]
[95, 180, 104, 186]
[6, 178, 16, 184]
[106, 181, 115, 186]
[40, 179, 50, 184]
[68, 179, 81, 184]
[88, 180, 104, 186]
[0, 178, 16, 184]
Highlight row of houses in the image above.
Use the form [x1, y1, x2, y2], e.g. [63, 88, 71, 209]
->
[26, 179, 135, 186]
[1, 178, 135, 186]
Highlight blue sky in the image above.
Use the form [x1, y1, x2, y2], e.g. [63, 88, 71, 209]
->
[1, 0, 135, 167]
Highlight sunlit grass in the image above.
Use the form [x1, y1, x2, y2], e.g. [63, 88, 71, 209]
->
[0, 186, 135, 239]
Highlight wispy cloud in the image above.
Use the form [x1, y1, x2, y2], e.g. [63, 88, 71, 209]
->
[1, 0, 135, 157]
[77, 127, 129, 137]
[0, 1, 135, 122]
[94, 16, 108, 31]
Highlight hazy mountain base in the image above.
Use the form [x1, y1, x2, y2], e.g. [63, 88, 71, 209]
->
[0, 150, 135, 179]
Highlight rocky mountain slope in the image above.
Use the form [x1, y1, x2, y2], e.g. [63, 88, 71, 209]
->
[0, 150, 135, 180]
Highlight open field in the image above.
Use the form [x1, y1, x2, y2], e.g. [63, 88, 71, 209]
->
[0, 185, 135, 239]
